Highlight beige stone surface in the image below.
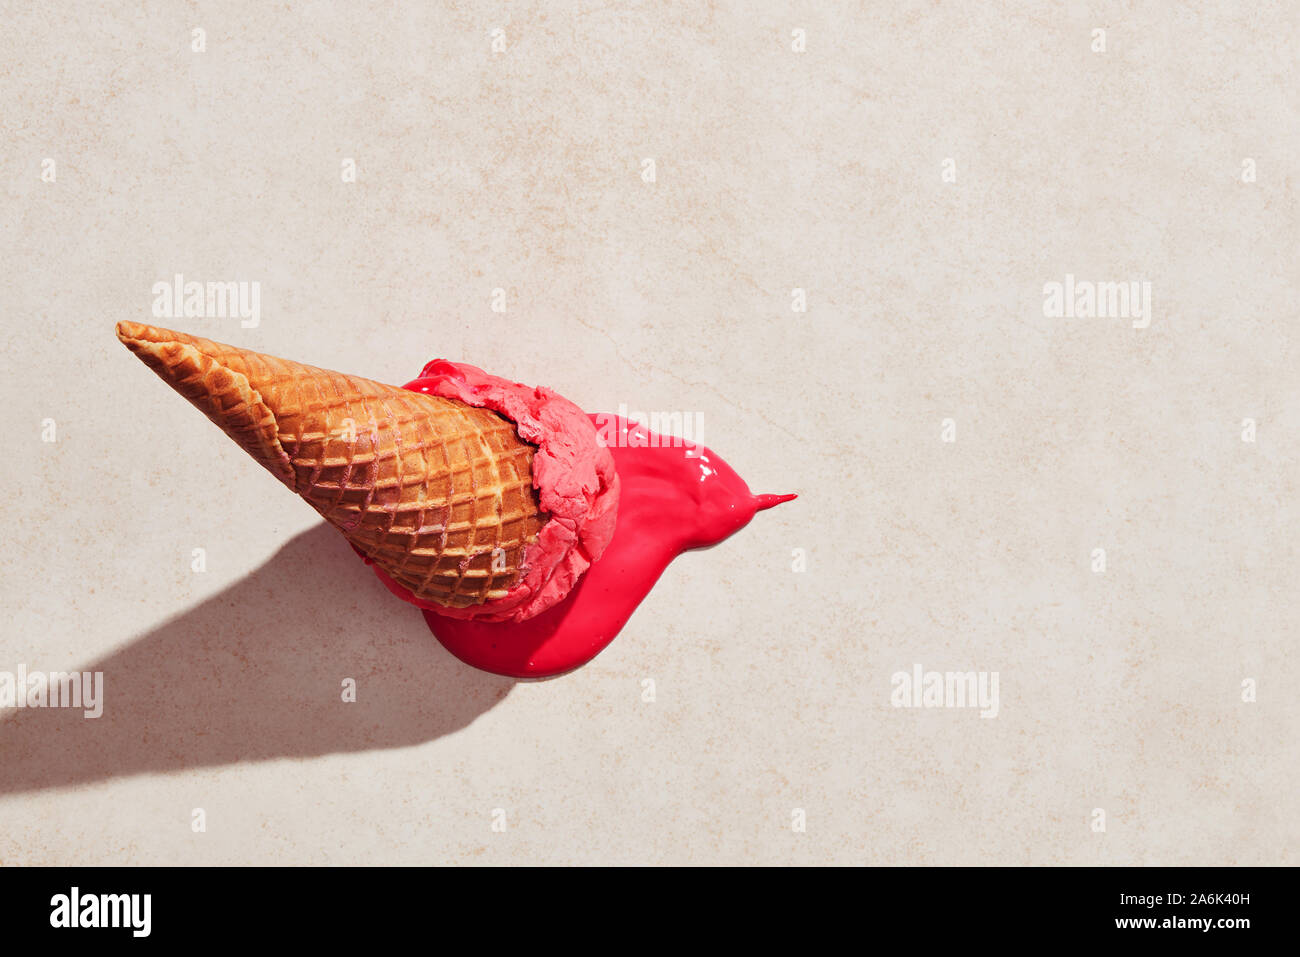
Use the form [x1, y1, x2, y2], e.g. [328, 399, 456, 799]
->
[1, 2, 1295, 865]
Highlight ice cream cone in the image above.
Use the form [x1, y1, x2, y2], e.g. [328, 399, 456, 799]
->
[116, 321, 547, 609]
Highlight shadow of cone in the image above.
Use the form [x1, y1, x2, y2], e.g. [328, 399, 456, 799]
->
[0, 525, 513, 795]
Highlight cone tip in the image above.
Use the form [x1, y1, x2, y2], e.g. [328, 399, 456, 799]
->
[116, 321, 164, 354]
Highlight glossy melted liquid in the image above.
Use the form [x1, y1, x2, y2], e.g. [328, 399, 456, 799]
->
[421, 415, 794, 678]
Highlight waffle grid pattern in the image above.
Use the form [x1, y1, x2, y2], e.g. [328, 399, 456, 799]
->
[117, 322, 546, 608]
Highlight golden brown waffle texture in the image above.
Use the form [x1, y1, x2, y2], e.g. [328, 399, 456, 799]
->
[116, 322, 547, 608]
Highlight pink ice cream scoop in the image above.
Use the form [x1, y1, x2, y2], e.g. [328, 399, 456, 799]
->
[362, 359, 620, 623]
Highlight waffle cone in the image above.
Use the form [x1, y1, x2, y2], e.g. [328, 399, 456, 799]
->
[116, 322, 547, 609]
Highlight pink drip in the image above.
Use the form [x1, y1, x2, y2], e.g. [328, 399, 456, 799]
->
[411, 414, 794, 678]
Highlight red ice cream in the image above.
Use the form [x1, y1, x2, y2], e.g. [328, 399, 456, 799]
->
[362, 360, 796, 678]
[364, 360, 620, 624]
[425, 414, 795, 678]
